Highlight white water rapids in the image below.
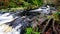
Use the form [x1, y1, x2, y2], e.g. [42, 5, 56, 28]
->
[0, 13, 21, 34]
[0, 5, 56, 34]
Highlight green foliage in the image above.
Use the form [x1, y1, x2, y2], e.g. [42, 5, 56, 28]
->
[9, 2, 16, 8]
[34, 32, 40, 34]
[23, 2, 30, 7]
[53, 12, 60, 21]
[53, 12, 60, 24]
[32, 0, 43, 6]
[0, 0, 43, 9]
[47, 12, 60, 24]
[25, 27, 40, 34]
[25, 0, 43, 6]
[25, 27, 32, 34]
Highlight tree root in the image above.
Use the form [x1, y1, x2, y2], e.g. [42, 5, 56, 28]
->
[41, 18, 52, 34]
[52, 20, 58, 34]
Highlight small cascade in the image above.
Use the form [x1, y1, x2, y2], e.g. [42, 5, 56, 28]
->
[0, 5, 56, 34]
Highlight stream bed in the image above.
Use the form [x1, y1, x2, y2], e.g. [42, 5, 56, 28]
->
[0, 5, 56, 34]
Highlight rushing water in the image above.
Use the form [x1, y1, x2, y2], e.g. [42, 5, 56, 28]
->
[0, 13, 14, 25]
[0, 13, 19, 34]
[0, 12, 32, 34]
[0, 5, 56, 34]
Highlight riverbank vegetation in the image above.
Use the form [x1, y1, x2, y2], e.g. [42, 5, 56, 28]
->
[0, 0, 43, 10]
